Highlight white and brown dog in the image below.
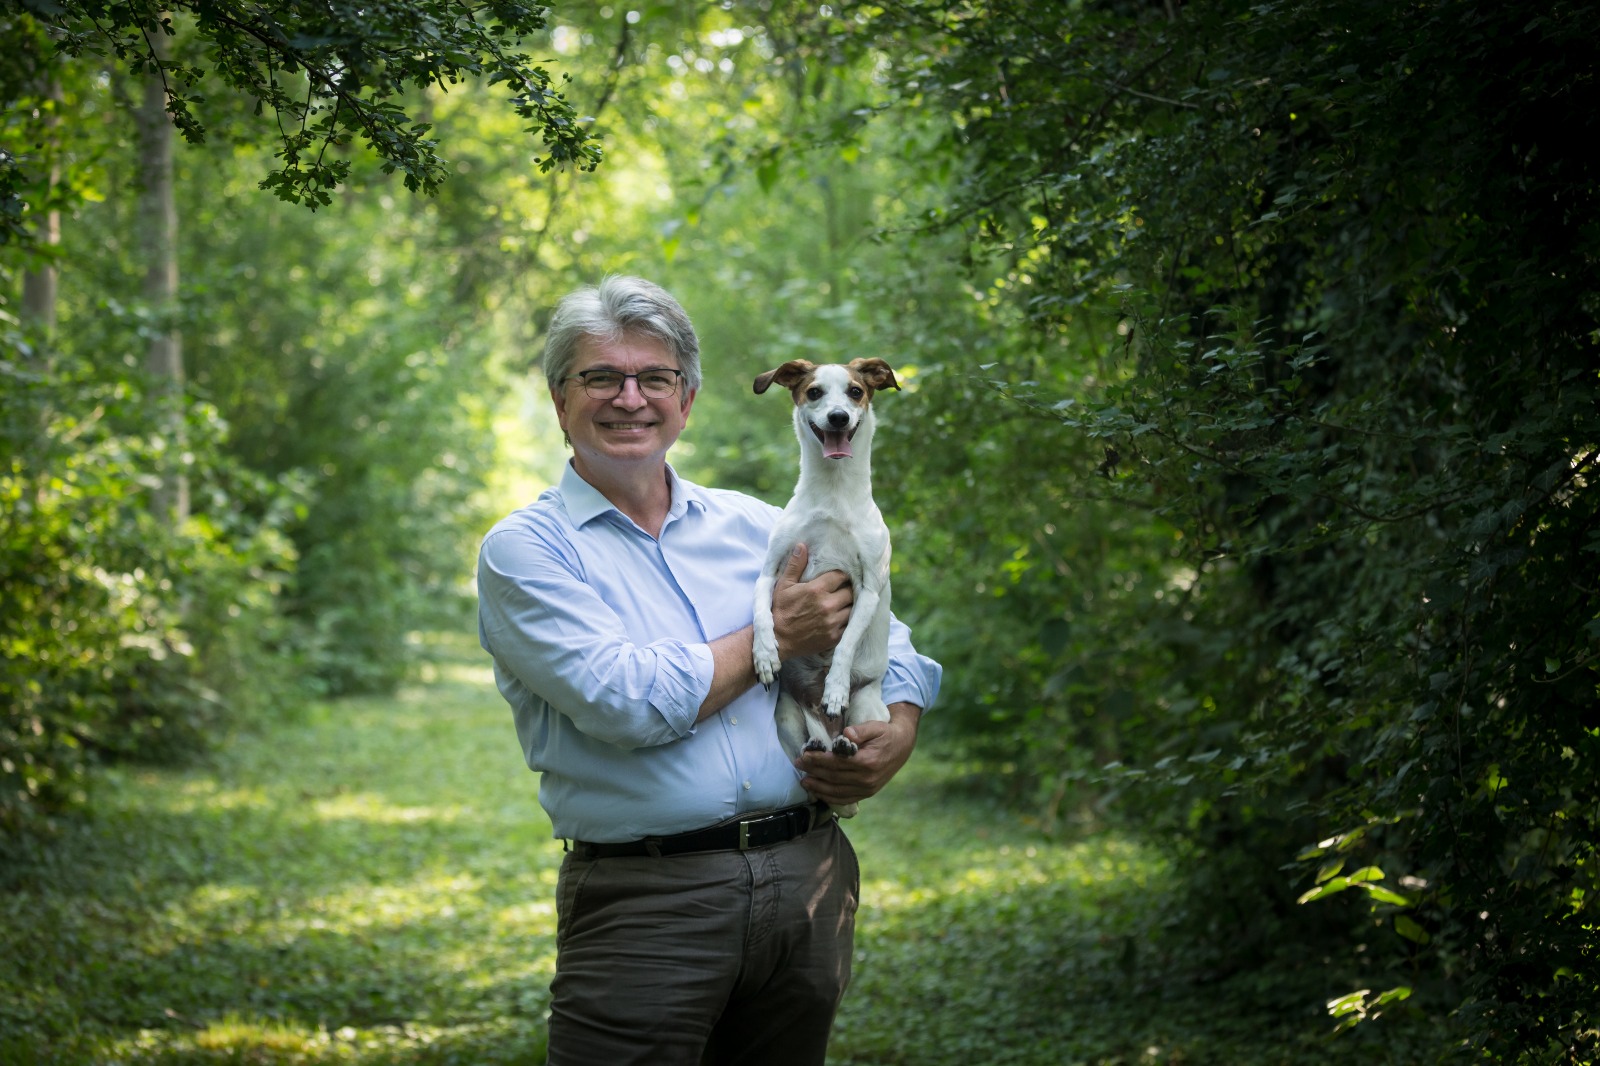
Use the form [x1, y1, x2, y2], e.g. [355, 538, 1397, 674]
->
[752, 358, 900, 815]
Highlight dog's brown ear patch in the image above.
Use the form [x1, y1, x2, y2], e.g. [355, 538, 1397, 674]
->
[850, 358, 900, 393]
[754, 359, 817, 395]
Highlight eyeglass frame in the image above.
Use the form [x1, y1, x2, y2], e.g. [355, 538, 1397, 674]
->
[562, 367, 686, 399]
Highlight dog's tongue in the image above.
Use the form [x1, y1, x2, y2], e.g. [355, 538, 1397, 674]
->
[822, 430, 853, 459]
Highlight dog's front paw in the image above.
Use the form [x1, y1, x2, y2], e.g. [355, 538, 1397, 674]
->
[753, 629, 780, 687]
[803, 737, 829, 754]
[831, 735, 859, 758]
[821, 673, 851, 719]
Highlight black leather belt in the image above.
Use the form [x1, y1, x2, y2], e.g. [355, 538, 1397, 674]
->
[571, 802, 830, 859]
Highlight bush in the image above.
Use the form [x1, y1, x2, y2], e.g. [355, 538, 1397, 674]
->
[858, 0, 1600, 1056]
[1, 335, 302, 835]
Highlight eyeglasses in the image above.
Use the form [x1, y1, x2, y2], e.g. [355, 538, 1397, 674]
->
[564, 368, 684, 399]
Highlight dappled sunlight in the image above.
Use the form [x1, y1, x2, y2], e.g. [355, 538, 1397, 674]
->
[311, 791, 469, 827]
[179, 882, 257, 916]
[105, 1015, 309, 1058]
[413, 656, 497, 687]
[159, 870, 494, 941]
[444, 934, 558, 994]
[494, 897, 555, 927]
[301, 871, 486, 931]
[101, 1016, 542, 1064]
[135, 776, 275, 817]
[862, 833, 1161, 915]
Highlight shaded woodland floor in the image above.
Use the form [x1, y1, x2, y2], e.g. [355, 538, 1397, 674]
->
[0, 634, 1450, 1065]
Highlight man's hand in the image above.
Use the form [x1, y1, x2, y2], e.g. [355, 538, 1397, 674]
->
[772, 544, 853, 660]
[795, 702, 921, 807]
[698, 543, 853, 721]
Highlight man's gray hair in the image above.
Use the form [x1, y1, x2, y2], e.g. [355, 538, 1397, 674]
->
[542, 275, 702, 394]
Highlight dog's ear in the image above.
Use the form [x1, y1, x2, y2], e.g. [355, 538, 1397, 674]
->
[753, 359, 816, 395]
[850, 358, 901, 393]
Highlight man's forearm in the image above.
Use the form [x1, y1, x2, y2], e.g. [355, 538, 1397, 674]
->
[887, 700, 922, 728]
[698, 626, 759, 721]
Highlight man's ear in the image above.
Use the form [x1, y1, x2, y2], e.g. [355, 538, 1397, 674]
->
[850, 358, 900, 392]
[754, 359, 817, 395]
[549, 385, 573, 447]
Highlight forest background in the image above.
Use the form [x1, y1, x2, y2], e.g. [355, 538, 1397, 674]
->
[2, 0, 1597, 1062]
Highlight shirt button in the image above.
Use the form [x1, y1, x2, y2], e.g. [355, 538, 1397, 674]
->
[742, 781, 752, 791]
[730, 716, 739, 725]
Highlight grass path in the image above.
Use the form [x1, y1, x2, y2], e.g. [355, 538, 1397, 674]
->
[2, 636, 1435, 1065]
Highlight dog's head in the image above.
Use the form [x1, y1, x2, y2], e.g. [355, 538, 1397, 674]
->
[753, 358, 900, 460]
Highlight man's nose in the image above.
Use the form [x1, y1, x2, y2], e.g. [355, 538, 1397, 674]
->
[612, 376, 648, 408]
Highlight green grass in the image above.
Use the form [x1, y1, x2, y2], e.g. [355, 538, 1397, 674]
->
[1, 635, 1448, 1065]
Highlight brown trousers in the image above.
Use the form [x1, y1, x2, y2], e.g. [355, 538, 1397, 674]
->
[546, 818, 860, 1066]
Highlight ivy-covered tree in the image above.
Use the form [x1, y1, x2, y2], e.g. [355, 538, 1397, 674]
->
[850, 0, 1600, 1057]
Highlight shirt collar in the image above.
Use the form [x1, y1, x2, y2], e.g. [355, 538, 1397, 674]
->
[558, 460, 706, 530]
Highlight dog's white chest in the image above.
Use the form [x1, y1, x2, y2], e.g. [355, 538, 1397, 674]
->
[788, 508, 887, 584]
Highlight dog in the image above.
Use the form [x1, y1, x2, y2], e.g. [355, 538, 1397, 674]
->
[751, 357, 900, 816]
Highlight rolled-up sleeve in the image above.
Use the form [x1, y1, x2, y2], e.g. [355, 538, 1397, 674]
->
[478, 525, 712, 750]
[884, 616, 942, 712]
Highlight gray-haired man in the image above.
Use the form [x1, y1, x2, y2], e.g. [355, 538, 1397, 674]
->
[478, 276, 941, 1065]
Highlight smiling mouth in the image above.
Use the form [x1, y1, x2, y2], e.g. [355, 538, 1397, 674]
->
[809, 420, 857, 459]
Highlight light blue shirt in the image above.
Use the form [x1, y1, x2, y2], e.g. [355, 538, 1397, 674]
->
[477, 462, 942, 842]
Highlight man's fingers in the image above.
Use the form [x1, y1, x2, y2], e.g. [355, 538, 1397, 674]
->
[794, 711, 916, 806]
[842, 719, 889, 745]
[795, 749, 880, 805]
[779, 543, 808, 586]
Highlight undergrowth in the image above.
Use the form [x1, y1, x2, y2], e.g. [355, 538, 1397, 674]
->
[0, 633, 1451, 1065]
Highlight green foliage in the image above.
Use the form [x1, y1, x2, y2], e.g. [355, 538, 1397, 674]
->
[4, 0, 1596, 1057]
[4, 0, 597, 221]
[0, 635, 1454, 1064]
[1, 333, 300, 834]
[845, 0, 1600, 1058]
[3, 0, 562, 841]
[172, 162, 500, 693]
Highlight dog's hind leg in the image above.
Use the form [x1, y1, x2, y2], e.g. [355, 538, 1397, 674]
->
[774, 690, 812, 762]
[830, 678, 889, 758]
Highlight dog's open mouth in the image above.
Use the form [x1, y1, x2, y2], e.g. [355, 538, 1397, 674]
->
[809, 420, 856, 459]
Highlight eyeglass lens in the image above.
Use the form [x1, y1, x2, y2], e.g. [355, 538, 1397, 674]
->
[576, 370, 679, 397]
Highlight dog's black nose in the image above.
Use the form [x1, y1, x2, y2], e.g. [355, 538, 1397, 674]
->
[828, 410, 850, 429]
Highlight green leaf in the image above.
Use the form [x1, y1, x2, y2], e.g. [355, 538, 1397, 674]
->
[1374, 986, 1413, 1007]
[1326, 990, 1369, 1018]
[1394, 915, 1431, 944]
[1358, 883, 1412, 907]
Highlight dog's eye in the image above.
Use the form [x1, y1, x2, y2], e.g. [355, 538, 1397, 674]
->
[806, 387, 823, 401]
[848, 386, 865, 399]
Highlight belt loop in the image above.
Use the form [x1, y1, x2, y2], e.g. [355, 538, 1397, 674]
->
[645, 838, 663, 858]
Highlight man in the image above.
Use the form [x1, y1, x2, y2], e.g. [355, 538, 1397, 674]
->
[477, 275, 941, 1066]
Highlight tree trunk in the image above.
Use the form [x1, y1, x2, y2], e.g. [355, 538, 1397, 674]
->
[20, 72, 62, 338]
[134, 17, 188, 524]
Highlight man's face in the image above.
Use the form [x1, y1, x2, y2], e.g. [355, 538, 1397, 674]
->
[552, 332, 696, 478]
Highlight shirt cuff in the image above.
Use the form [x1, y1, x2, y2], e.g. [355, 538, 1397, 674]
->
[649, 639, 715, 738]
[884, 656, 941, 713]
